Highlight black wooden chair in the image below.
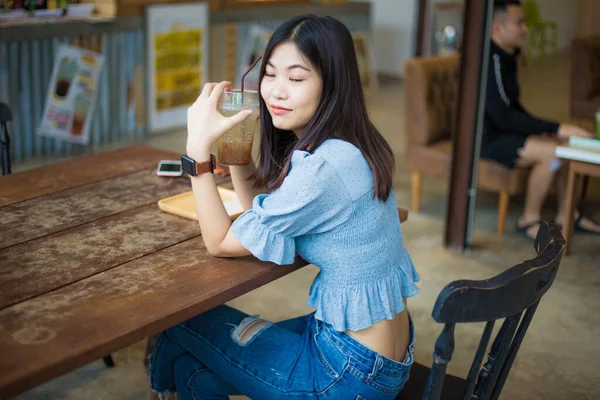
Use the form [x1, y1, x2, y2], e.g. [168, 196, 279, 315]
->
[397, 221, 565, 400]
[1, 102, 12, 176]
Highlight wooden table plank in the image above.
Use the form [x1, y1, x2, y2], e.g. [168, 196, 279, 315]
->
[0, 145, 179, 207]
[0, 170, 194, 250]
[0, 171, 229, 250]
[0, 206, 202, 310]
[0, 238, 306, 398]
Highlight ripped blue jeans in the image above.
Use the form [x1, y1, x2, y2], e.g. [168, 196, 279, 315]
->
[149, 305, 414, 399]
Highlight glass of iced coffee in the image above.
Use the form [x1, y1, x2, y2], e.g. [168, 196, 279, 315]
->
[216, 90, 260, 166]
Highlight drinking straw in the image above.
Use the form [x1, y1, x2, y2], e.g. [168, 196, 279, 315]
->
[240, 56, 262, 102]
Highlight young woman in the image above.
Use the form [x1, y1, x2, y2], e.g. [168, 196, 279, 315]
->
[149, 15, 420, 400]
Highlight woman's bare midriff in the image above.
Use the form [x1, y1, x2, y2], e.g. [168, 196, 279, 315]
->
[346, 300, 410, 363]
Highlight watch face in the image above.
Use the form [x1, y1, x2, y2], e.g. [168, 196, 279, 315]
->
[181, 155, 196, 176]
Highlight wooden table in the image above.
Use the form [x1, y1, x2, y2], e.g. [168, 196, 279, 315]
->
[0, 145, 306, 398]
[556, 139, 600, 255]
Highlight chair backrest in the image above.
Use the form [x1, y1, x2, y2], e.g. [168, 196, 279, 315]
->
[571, 35, 600, 100]
[404, 54, 459, 147]
[0, 102, 13, 176]
[522, 1, 541, 26]
[422, 222, 565, 400]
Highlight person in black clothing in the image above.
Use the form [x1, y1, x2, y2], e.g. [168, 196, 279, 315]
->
[482, 0, 599, 240]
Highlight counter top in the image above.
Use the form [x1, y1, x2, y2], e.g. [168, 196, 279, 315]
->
[0, 2, 370, 43]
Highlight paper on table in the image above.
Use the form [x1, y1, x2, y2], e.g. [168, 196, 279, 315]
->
[557, 138, 600, 164]
[569, 136, 600, 151]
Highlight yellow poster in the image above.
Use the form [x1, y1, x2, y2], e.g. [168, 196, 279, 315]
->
[154, 29, 203, 111]
[147, 3, 208, 132]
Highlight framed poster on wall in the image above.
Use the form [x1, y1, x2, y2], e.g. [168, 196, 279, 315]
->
[147, 3, 209, 133]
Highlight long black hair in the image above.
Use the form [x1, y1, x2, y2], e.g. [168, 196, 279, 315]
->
[254, 15, 395, 201]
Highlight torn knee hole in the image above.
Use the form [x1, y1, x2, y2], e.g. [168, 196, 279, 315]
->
[231, 317, 272, 346]
[240, 321, 268, 342]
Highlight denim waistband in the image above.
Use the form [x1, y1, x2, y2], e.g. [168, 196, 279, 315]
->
[317, 314, 414, 378]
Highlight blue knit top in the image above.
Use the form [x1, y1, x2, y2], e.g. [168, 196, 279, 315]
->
[230, 139, 420, 332]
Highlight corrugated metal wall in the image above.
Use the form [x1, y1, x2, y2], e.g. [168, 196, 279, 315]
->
[0, 32, 146, 161]
[0, 15, 370, 164]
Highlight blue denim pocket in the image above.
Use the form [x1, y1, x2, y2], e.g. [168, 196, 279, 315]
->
[312, 319, 352, 395]
[346, 357, 411, 395]
[316, 317, 416, 399]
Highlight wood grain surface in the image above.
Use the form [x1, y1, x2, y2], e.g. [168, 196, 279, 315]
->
[0, 237, 304, 398]
[0, 145, 308, 398]
[0, 146, 178, 207]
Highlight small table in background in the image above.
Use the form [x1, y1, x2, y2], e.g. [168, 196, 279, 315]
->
[555, 138, 600, 255]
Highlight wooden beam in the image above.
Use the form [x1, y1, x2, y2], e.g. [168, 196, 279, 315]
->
[415, 0, 429, 56]
[444, 0, 493, 251]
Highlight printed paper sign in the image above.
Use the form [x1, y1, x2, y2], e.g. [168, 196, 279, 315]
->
[147, 3, 209, 132]
[37, 45, 104, 145]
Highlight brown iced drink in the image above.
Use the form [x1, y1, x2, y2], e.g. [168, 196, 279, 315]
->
[216, 90, 260, 166]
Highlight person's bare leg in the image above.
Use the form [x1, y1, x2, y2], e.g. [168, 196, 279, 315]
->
[515, 136, 560, 239]
[517, 160, 555, 238]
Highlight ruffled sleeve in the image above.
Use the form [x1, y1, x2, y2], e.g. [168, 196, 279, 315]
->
[230, 150, 353, 265]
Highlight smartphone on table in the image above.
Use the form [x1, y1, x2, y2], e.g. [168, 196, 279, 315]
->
[156, 160, 183, 177]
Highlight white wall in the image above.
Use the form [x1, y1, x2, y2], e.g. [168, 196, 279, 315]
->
[534, 0, 579, 51]
[356, 0, 418, 78]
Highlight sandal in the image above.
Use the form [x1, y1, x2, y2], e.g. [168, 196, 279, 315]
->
[516, 219, 543, 242]
[571, 215, 600, 235]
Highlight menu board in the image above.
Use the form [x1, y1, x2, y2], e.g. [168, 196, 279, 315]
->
[147, 3, 209, 132]
[37, 45, 104, 144]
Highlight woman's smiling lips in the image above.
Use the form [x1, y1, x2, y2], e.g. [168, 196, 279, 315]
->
[270, 104, 292, 115]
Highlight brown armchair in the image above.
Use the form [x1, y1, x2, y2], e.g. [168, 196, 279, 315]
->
[404, 54, 529, 235]
[570, 35, 600, 122]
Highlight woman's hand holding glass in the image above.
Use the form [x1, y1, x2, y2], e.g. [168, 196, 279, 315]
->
[186, 81, 253, 160]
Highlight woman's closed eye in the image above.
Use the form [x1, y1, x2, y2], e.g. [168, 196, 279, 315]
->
[264, 73, 304, 82]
